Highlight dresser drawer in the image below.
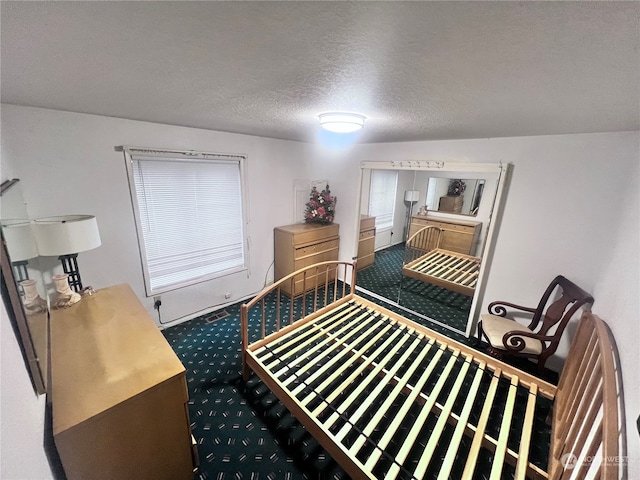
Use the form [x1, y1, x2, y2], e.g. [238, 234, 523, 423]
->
[360, 215, 376, 231]
[295, 238, 339, 259]
[441, 232, 472, 254]
[290, 224, 339, 247]
[357, 252, 375, 269]
[359, 229, 375, 240]
[409, 215, 481, 256]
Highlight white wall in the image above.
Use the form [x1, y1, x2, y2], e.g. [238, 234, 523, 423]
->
[2, 105, 638, 477]
[591, 157, 639, 476]
[1, 105, 309, 325]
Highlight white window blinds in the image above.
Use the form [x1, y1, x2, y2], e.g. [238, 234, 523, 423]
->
[126, 149, 245, 295]
[368, 169, 398, 230]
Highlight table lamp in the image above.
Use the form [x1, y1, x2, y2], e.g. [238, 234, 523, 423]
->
[33, 215, 101, 292]
[404, 190, 420, 241]
[1, 220, 39, 282]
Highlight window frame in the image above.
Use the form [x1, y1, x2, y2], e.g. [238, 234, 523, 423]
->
[123, 146, 248, 296]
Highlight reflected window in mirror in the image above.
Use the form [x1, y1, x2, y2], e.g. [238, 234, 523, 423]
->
[368, 170, 398, 230]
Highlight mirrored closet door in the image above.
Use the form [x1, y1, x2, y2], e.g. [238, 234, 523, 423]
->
[355, 161, 509, 337]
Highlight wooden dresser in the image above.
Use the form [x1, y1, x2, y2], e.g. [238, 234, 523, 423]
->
[357, 215, 376, 269]
[408, 215, 481, 255]
[438, 195, 464, 213]
[50, 284, 195, 480]
[274, 223, 339, 296]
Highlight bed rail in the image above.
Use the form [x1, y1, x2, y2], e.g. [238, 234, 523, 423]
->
[241, 261, 356, 380]
[548, 311, 623, 479]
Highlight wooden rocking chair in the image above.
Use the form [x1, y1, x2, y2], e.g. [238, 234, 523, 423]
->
[477, 275, 594, 372]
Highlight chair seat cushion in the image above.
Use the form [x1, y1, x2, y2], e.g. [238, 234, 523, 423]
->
[480, 314, 543, 355]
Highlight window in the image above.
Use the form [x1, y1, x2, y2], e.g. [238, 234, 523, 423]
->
[124, 147, 246, 295]
[368, 169, 398, 230]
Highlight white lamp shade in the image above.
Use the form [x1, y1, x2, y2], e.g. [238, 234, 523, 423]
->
[33, 215, 101, 256]
[1, 221, 38, 261]
[319, 112, 366, 133]
[404, 190, 420, 202]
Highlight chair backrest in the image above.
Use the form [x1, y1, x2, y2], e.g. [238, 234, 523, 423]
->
[531, 275, 594, 339]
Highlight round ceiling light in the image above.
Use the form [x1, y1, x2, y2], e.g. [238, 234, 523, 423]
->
[319, 112, 366, 133]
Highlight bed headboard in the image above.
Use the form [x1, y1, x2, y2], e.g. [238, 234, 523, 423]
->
[240, 261, 357, 379]
[549, 311, 624, 479]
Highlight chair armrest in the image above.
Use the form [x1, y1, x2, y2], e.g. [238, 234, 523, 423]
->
[501, 330, 554, 353]
[488, 300, 537, 317]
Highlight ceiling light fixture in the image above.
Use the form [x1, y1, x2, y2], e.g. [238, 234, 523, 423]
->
[319, 112, 366, 133]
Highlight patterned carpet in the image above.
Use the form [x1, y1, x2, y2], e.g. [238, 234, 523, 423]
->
[356, 244, 471, 332]
[164, 301, 349, 479]
[162, 286, 557, 480]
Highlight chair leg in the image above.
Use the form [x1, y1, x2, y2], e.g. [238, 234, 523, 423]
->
[536, 355, 548, 374]
[486, 346, 504, 360]
[475, 320, 485, 346]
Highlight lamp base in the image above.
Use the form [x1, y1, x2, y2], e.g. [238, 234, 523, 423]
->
[12, 260, 29, 283]
[52, 274, 81, 308]
[20, 279, 47, 314]
[59, 254, 83, 292]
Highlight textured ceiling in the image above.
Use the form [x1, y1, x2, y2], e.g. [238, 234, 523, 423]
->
[1, 1, 639, 144]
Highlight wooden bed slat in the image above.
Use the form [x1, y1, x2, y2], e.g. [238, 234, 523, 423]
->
[350, 342, 446, 459]
[411, 353, 473, 479]
[285, 312, 387, 391]
[515, 383, 538, 479]
[341, 337, 436, 447]
[307, 324, 409, 413]
[490, 375, 519, 480]
[257, 302, 359, 354]
[462, 368, 501, 479]
[291, 316, 391, 396]
[262, 304, 362, 367]
[367, 349, 460, 473]
[327, 332, 421, 436]
[437, 361, 486, 480]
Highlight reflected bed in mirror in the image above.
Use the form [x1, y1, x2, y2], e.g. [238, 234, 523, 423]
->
[356, 162, 510, 337]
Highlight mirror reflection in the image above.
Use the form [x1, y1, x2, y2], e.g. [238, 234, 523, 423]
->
[422, 177, 485, 216]
[356, 164, 504, 335]
[1, 180, 48, 393]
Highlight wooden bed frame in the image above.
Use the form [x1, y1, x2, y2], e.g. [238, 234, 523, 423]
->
[401, 225, 481, 297]
[402, 248, 481, 297]
[241, 261, 623, 480]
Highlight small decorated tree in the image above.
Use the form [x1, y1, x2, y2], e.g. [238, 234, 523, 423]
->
[304, 184, 337, 225]
[447, 179, 467, 196]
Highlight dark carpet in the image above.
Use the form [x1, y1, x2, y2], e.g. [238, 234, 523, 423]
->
[356, 244, 471, 332]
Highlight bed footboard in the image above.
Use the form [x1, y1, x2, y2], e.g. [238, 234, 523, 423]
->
[548, 311, 624, 479]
